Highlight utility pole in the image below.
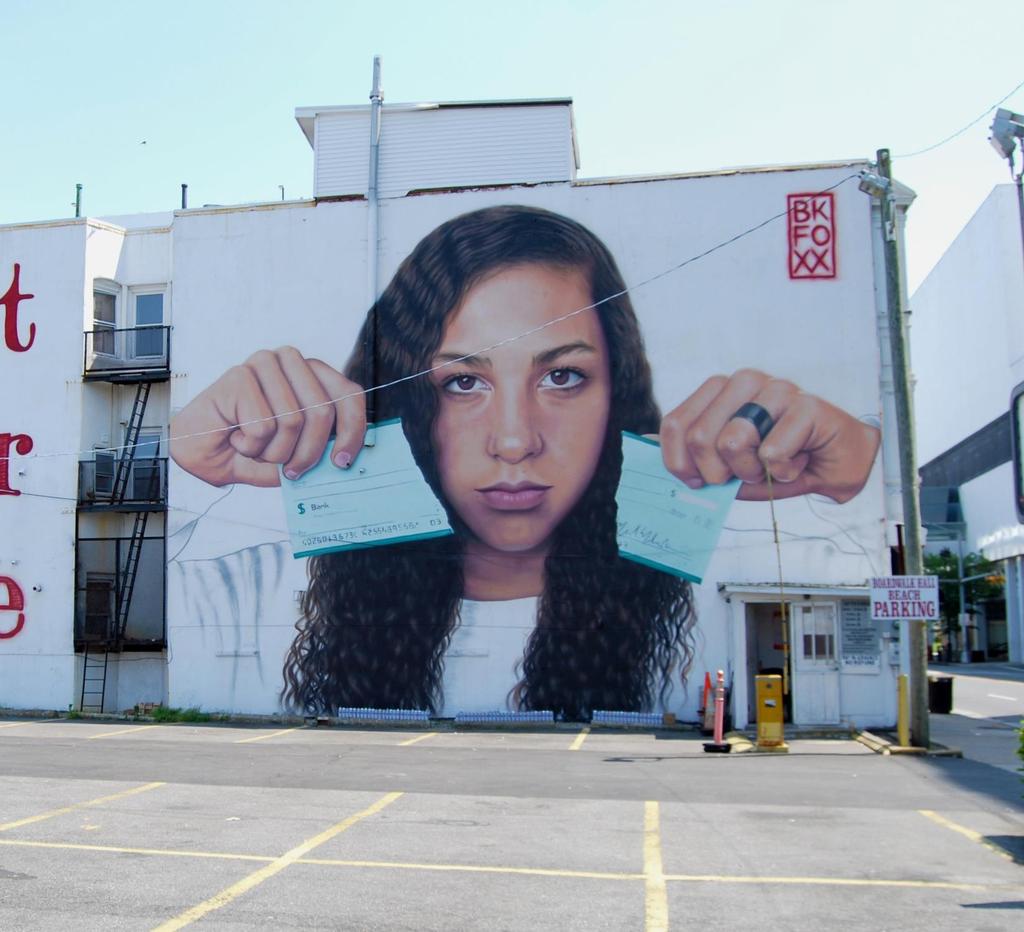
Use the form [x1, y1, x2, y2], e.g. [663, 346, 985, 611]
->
[876, 148, 929, 748]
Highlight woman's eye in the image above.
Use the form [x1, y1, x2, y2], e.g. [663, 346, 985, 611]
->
[540, 368, 585, 389]
[442, 374, 488, 394]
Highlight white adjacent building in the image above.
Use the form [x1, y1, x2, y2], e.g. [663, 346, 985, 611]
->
[911, 183, 1023, 663]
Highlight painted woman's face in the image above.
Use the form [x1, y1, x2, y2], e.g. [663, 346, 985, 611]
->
[431, 264, 612, 558]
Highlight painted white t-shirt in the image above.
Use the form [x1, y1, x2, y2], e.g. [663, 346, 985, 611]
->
[167, 541, 537, 716]
[442, 597, 537, 716]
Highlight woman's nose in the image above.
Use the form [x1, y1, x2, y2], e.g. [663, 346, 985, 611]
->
[487, 392, 543, 463]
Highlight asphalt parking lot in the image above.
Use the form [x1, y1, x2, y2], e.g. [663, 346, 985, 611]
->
[1, 718, 1022, 930]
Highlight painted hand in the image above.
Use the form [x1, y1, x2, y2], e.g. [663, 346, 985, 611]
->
[169, 347, 366, 487]
[658, 369, 880, 503]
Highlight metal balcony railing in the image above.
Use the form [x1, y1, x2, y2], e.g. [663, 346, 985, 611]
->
[83, 325, 170, 380]
[78, 457, 167, 509]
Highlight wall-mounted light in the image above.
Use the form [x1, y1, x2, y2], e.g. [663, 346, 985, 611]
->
[858, 170, 891, 199]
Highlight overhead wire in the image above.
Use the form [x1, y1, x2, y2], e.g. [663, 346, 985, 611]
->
[893, 76, 1024, 159]
[14, 174, 860, 465]
[14, 67, 1021, 548]
[0, 169, 884, 570]
[23, 64, 1024, 468]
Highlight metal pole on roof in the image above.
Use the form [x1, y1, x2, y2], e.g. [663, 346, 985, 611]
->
[364, 55, 383, 444]
[876, 148, 929, 748]
[75, 184, 82, 218]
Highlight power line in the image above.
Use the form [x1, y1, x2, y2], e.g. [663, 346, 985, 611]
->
[15, 174, 860, 465]
[894, 76, 1024, 159]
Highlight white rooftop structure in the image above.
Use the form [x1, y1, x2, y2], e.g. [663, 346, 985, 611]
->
[294, 98, 579, 200]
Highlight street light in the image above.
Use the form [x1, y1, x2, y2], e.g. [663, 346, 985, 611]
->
[988, 108, 1024, 276]
[989, 107, 1024, 161]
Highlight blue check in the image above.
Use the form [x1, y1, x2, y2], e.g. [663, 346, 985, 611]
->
[615, 432, 740, 583]
[279, 419, 454, 558]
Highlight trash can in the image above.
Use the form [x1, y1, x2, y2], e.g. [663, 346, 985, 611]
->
[928, 674, 953, 714]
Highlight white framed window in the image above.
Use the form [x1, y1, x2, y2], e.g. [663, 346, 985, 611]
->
[129, 288, 165, 359]
[92, 282, 118, 356]
[797, 603, 837, 665]
[130, 430, 163, 500]
[94, 451, 115, 496]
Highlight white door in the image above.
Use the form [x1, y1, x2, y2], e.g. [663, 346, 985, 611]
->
[130, 291, 165, 359]
[129, 432, 162, 501]
[791, 602, 840, 724]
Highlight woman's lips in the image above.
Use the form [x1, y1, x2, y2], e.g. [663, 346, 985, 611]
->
[477, 483, 551, 510]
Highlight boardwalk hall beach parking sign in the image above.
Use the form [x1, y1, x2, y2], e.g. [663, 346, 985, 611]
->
[869, 576, 939, 620]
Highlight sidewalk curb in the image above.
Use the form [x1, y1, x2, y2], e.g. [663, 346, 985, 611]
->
[857, 730, 963, 758]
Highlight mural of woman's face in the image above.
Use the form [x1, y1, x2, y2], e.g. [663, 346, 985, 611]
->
[431, 264, 612, 559]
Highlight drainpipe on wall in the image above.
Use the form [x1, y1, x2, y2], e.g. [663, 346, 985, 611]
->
[364, 55, 383, 446]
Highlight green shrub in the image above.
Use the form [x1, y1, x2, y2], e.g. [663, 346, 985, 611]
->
[151, 705, 210, 723]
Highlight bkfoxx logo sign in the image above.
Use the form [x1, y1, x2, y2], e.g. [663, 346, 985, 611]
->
[787, 193, 836, 279]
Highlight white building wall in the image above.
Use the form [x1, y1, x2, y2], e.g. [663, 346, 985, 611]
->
[913, 185, 1024, 464]
[1, 163, 898, 724]
[0, 221, 86, 710]
[165, 166, 892, 722]
[911, 184, 1024, 661]
[961, 463, 1016, 551]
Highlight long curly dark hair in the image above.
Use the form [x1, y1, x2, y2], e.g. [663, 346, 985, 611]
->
[282, 205, 695, 720]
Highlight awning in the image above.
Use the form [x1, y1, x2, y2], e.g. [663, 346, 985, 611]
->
[979, 525, 1024, 561]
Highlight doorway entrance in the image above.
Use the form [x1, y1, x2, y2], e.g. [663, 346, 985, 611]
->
[744, 602, 791, 723]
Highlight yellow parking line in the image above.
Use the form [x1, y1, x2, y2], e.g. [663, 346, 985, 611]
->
[234, 728, 298, 745]
[87, 724, 162, 740]
[300, 857, 641, 879]
[0, 781, 165, 832]
[918, 809, 1018, 863]
[662, 872, 983, 890]
[643, 801, 667, 932]
[151, 791, 403, 931]
[0, 838, 272, 862]
[398, 732, 438, 747]
[569, 726, 590, 751]
[0, 836, 999, 892]
[0, 719, 60, 729]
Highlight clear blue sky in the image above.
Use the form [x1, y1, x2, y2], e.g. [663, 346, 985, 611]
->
[4, 0, 1023, 288]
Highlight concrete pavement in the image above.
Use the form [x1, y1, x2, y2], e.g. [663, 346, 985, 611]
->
[927, 662, 1023, 772]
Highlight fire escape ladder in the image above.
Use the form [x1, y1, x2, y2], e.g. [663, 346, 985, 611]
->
[111, 381, 152, 503]
[115, 509, 151, 644]
[80, 643, 109, 713]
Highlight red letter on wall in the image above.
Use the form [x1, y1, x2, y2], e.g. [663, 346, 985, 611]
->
[0, 433, 33, 496]
[1, 264, 36, 352]
[0, 576, 25, 639]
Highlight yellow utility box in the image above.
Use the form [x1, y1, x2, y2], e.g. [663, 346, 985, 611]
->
[755, 674, 786, 749]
